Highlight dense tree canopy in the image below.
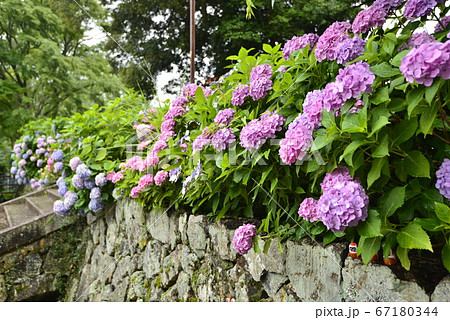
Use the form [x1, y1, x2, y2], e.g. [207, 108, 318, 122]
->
[0, 0, 123, 148]
[102, 0, 373, 96]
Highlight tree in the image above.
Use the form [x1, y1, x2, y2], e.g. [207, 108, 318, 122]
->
[101, 0, 373, 96]
[0, 0, 123, 146]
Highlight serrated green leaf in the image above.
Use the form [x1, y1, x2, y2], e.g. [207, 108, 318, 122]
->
[367, 157, 386, 188]
[391, 50, 408, 67]
[368, 116, 390, 138]
[371, 87, 391, 105]
[396, 247, 411, 271]
[407, 87, 424, 116]
[435, 202, 450, 224]
[95, 148, 107, 161]
[419, 101, 439, 136]
[357, 236, 382, 265]
[391, 117, 417, 145]
[404, 150, 430, 178]
[442, 243, 450, 272]
[370, 62, 401, 78]
[381, 186, 405, 217]
[425, 79, 441, 105]
[339, 140, 367, 163]
[397, 223, 433, 251]
[372, 134, 389, 158]
[357, 209, 382, 237]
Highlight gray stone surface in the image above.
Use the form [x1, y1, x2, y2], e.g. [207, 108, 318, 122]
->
[187, 215, 208, 252]
[147, 209, 178, 248]
[431, 275, 450, 302]
[286, 239, 345, 302]
[208, 222, 237, 262]
[262, 272, 288, 297]
[342, 257, 429, 302]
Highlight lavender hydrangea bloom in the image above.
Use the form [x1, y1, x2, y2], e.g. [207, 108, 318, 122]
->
[57, 177, 66, 188]
[374, 0, 404, 11]
[22, 154, 28, 160]
[240, 112, 285, 151]
[231, 85, 250, 107]
[250, 64, 272, 82]
[76, 164, 92, 179]
[398, 32, 435, 51]
[88, 198, 104, 214]
[279, 114, 313, 165]
[112, 188, 123, 200]
[69, 157, 83, 171]
[51, 149, 64, 162]
[84, 179, 96, 189]
[317, 167, 369, 232]
[435, 16, 450, 32]
[54, 161, 64, 173]
[37, 159, 44, 167]
[403, 0, 437, 20]
[72, 174, 85, 189]
[298, 198, 319, 222]
[212, 128, 236, 151]
[335, 61, 375, 100]
[436, 158, 450, 199]
[30, 156, 36, 162]
[90, 187, 102, 199]
[169, 167, 182, 182]
[400, 41, 450, 86]
[214, 109, 235, 126]
[302, 90, 325, 130]
[135, 124, 153, 141]
[352, 5, 387, 35]
[18, 159, 26, 167]
[233, 224, 256, 255]
[58, 185, 68, 197]
[53, 200, 70, 217]
[315, 21, 351, 62]
[249, 78, 273, 100]
[63, 191, 78, 208]
[10, 167, 17, 175]
[282, 33, 319, 60]
[336, 37, 366, 65]
[95, 173, 107, 187]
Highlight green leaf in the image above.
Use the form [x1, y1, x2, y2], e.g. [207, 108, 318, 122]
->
[419, 101, 439, 136]
[425, 78, 441, 105]
[407, 87, 424, 116]
[391, 50, 409, 67]
[435, 202, 450, 224]
[391, 117, 417, 145]
[339, 140, 367, 163]
[368, 116, 390, 137]
[91, 164, 102, 171]
[372, 134, 389, 158]
[357, 236, 382, 265]
[322, 231, 337, 247]
[103, 160, 115, 171]
[95, 148, 107, 161]
[370, 87, 390, 105]
[396, 247, 411, 271]
[404, 150, 430, 178]
[253, 237, 261, 253]
[381, 186, 406, 217]
[382, 233, 397, 258]
[357, 209, 382, 237]
[370, 62, 401, 78]
[397, 223, 433, 251]
[263, 238, 272, 254]
[442, 243, 450, 272]
[367, 157, 386, 188]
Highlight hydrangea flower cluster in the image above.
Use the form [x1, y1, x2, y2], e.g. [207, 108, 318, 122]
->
[335, 37, 366, 65]
[279, 114, 313, 165]
[373, 0, 405, 11]
[130, 174, 154, 198]
[315, 21, 351, 62]
[398, 32, 435, 51]
[352, 5, 387, 35]
[240, 111, 285, 151]
[212, 128, 236, 151]
[182, 83, 212, 99]
[435, 16, 450, 32]
[403, 0, 438, 20]
[334, 61, 375, 101]
[135, 124, 154, 141]
[233, 224, 256, 255]
[231, 85, 250, 107]
[298, 167, 369, 232]
[302, 90, 325, 130]
[154, 171, 168, 186]
[214, 109, 235, 126]
[436, 158, 450, 200]
[400, 40, 450, 86]
[249, 64, 273, 100]
[282, 33, 319, 60]
[192, 127, 215, 151]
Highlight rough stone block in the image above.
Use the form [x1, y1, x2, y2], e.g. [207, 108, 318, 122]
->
[261, 272, 288, 297]
[143, 240, 168, 279]
[208, 222, 238, 262]
[105, 220, 118, 256]
[187, 215, 208, 253]
[244, 238, 286, 281]
[431, 275, 450, 302]
[146, 209, 178, 248]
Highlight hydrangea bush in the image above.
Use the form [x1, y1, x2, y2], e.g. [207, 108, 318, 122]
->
[9, 1, 450, 272]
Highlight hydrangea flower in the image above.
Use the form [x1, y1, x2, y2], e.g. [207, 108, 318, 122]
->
[51, 149, 64, 162]
[135, 124, 153, 141]
[233, 224, 256, 255]
[398, 32, 435, 51]
[315, 21, 351, 62]
[10, 167, 17, 175]
[400, 41, 450, 86]
[54, 161, 64, 173]
[84, 179, 96, 189]
[90, 187, 101, 199]
[58, 185, 68, 197]
[30, 156, 36, 162]
[436, 158, 450, 199]
[76, 164, 92, 179]
[139, 174, 154, 188]
[335, 61, 375, 100]
[352, 5, 387, 35]
[435, 16, 450, 32]
[88, 198, 104, 214]
[335, 37, 366, 65]
[316, 167, 369, 232]
[57, 177, 66, 188]
[302, 90, 325, 130]
[214, 109, 235, 126]
[95, 173, 107, 187]
[169, 167, 182, 182]
[250, 64, 272, 82]
[373, 0, 404, 11]
[240, 112, 285, 151]
[212, 128, 236, 151]
[403, 0, 438, 20]
[18, 159, 26, 167]
[154, 171, 168, 186]
[279, 114, 313, 165]
[170, 96, 189, 109]
[53, 200, 69, 217]
[64, 191, 78, 208]
[72, 174, 85, 189]
[37, 159, 44, 168]
[282, 33, 319, 60]
[298, 198, 319, 222]
[112, 188, 123, 200]
[69, 157, 83, 172]
[231, 85, 250, 107]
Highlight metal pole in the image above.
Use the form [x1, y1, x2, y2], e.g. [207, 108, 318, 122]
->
[190, 0, 195, 83]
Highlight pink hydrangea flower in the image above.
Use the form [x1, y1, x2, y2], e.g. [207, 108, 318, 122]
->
[352, 5, 387, 35]
[315, 21, 351, 62]
[298, 198, 319, 222]
[233, 224, 256, 255]
[231, 85, 250, 107]
[154, 170, 168, 186]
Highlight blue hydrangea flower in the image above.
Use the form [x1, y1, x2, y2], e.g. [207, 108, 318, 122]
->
[51, 149, 64, 162]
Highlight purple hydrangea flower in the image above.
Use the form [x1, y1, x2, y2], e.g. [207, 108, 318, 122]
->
[214, 109, 235, 126]
[22, 154, 29, 160]
[169, 167, 182, 182]
[154, 170, 169, 186]
[302, 90, 325, 130]
[231, 85, 250, 107]
[400, 41, 450, 86]
[435, 16, 450, 32]
[352, 5, 387, 35]
[19, 170, 26, 178]
[54, 161, 64, 173]
[10, 167, 17, 175]
[240, 112, 285, 151]
[90, 187, 102, 199]
[84, 179, 96, 189]
[112, 188, 123, 200]
[63, 191, 78, 208]
[250, 64, 272, 82]
[53, 200, 70, 217]
[88, 198, 104, 214]
[398, 32, 435, 51]
[192, 128, 213, 151]
[374, 0, 404, 11]
[58, 185, 68, 197]
[282, 33, 319, 60]
[298, 198, 319, 222]
[69, 157, 83, 172]
[233, 224, 256, 255]
[51, 149, 64, 162]
[170, 96, 189, 110]
[18, 159, 26, 167]
[436, 158, 450, 199]
[57, 177, 66, 188]
[279, 114, 313, 165]
[335, 61, 375, 101]
[30, 156, 36, 162]
[26, 149, 32, 156]
[403, 0, 438, 20]
[315, 21, 351, 62]
[212, 128, 236, 151]
[336, 37, 366, 65]
[249, 78, 273, 100]
[37, 159, 44, 168]
[72, 174, 85, 189]
[95, 173, 107, 187]
[76, 164, 92, 179]
[317, 167, 369, 232]
[135, 124, 153, 141]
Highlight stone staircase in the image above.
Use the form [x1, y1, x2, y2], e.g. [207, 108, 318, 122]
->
[0, 186, 77, 254]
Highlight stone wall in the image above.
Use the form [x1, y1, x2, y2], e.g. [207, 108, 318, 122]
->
[67, 199, 450, 302]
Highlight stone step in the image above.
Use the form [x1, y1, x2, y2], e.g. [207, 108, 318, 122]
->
[46, 188, 60, 200]
[0, 208, 9, 230]
[4, 204, 39, 227]
[26, 196, 55, 215]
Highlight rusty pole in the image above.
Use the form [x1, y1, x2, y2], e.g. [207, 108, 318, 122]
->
[190, 0, 195, 83]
